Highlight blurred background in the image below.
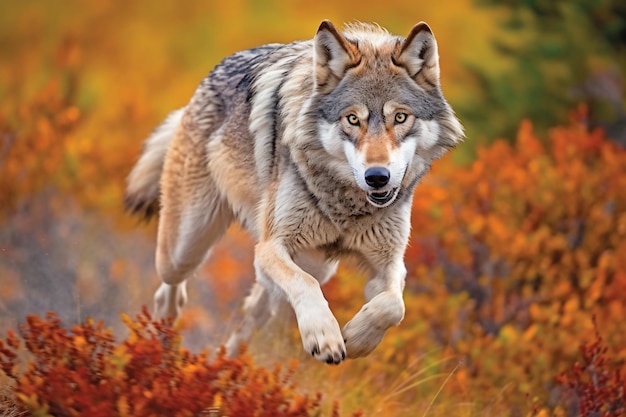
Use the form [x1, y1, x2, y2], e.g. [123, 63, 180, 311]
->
[1, 1, 625, 415]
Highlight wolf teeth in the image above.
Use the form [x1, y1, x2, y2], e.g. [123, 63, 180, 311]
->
[367, 188, 397, 206]
[370, 191, 391, 198]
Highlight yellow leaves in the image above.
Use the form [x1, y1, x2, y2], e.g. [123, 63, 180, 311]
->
[212, 392, 222, 408]
[120, 313, 138, 343]
[497, 324, 520, 345]
[109, 344, 131, 375]
[16, 393, 50, 417]
[467, 215, 485, 235]
[117, 396, 130, 417]
[0, 77, 82, 220]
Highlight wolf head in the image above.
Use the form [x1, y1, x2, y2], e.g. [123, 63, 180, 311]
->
[312, 21, 464, 208]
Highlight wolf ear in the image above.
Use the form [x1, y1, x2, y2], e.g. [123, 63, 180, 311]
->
[395, 22, 440, 90]
[314, 20, 359, 91]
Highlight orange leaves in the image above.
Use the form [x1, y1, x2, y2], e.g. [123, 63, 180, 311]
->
[0, 308, 352, 417]
[1, 2, 624, 414]
[413, 115, 626, 278]
[516, 119, 544, 159]
[551, 107, 605, 164]
[399, 113, 626, 412]
[0, 78, 81, 220]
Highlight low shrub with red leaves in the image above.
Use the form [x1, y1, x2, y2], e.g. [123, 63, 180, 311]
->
[555, 317, 625, 417]
[0, 307, 357, 417]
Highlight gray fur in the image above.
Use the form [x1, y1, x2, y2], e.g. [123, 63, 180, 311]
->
[126, 21, 464, 364]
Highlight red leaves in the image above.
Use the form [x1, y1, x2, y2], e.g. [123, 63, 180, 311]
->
[555, 317, 625, 417]
[0, 308, 351, 417]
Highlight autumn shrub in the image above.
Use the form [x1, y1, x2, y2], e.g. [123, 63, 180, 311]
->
[555, 316, 625, 417]
[0, 308, 357, 417]
[0, 77, 81, 221]
[392, 106, 626, 412]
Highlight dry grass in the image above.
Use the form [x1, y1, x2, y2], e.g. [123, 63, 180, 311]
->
[0, 371, 25, 417]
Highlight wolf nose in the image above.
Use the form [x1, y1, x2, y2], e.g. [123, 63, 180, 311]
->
[364, 167, 390, 189]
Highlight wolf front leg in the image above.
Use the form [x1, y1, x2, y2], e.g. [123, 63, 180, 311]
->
[342, 256, 407, 358]
[254, 240, 346, 364]
[226, 250, 338, 357]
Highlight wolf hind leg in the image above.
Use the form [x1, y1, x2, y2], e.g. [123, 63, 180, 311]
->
[154, 194, 233, 319]
[154, 196, 233, 319]
[225, 250, 338, 357]
[153, 129, 233, 320]
[154, 281, 188, 321]
[225, 282, 277, 356]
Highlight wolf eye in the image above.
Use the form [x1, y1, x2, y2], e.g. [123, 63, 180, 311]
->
[346, 114, 360, 126]
[394, 113, 408, 124]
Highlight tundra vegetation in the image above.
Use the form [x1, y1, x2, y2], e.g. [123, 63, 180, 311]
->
[1, 1, 625, 416]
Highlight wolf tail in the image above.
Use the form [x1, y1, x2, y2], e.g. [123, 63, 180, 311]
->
[125, 108, 185, 220]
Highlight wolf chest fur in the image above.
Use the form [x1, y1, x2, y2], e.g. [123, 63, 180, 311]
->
[126, 20, 463, 364]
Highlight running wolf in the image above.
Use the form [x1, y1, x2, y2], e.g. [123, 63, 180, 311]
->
[126, 21, 464, 364]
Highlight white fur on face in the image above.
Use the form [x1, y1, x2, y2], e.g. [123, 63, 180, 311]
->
[342, 140, 366, 190]
[318, 120, 345, 156]
[388, 135, 418, 186]
[416, 119, 440, 150]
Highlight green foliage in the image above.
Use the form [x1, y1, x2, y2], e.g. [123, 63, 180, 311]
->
[461, 0, 626, 142]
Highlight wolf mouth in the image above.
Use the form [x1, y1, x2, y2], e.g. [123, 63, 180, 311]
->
[366, 188, 399, 207]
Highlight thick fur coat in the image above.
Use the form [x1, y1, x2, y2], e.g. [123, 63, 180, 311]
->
[126, 21, 464, 364]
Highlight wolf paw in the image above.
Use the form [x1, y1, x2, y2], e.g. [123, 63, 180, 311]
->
[342, 315, 386, 358]
[297, 307, 346, 364]
[342, 292, 404, 358]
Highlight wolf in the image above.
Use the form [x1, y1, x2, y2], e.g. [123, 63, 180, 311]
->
[125, 20, 463, 364]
